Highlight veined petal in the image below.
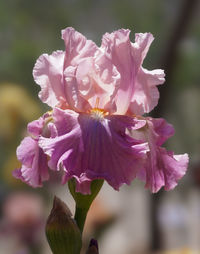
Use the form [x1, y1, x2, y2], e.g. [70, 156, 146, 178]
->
[138, 148, 189, 193]
[14, 137, 49, 187]
[135, 118, 189, 192]
[33, 51, 65, 107]
[151, 117, 174, 146]
[39, 108, 148, 194]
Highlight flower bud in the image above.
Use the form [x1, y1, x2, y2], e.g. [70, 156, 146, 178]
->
[46, 196, 82, 254]
[86, 239, 99, 254]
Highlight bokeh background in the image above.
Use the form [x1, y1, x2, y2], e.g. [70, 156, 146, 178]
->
[0, 0, 200, 253]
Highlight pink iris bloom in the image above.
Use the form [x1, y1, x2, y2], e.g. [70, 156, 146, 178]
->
[15, 27, 188, 194]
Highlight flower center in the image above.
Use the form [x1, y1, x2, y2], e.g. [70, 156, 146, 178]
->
[88, 97, 108, 120]
[90, 108, 107, 120]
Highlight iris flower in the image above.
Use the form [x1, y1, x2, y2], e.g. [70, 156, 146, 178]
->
[14, 28, 188, 194]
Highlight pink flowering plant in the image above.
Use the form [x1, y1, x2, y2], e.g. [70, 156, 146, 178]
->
[14, 27, 188, 254]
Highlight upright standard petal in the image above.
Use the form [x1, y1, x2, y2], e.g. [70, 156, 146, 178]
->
[33, 51, 65, 108]
[39, 108, 148, 194]
[72, 53, 120, 112]
[128, 67, 165, 115]
[131, 32, 154, 67]
[128, 33, 165, 114]
[62, 27, 99, 112]
[61, 27, 97, 66]
[101, 29, 136, 114]
[134, 118, 189, 192]
[33, 28, 99, 111]
[101, 30, 165, 115]
[33, 27, 164, 115]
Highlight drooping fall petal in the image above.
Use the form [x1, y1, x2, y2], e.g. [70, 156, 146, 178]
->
[13, 114, 52, 187]
[13, 137, 49, 187]
[39, 108, 148, 194]
[134, 118, 188, 192]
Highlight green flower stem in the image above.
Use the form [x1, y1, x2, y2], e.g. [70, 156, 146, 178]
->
[68, 179, 104, 234]
[74, 206, 89, 233]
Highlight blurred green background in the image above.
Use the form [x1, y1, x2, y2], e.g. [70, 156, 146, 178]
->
[0, 0, 200, 253]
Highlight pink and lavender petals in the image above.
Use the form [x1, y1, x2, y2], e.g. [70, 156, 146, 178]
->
[16, 27, 188, 193]
[39, 108, 148, 194]
[13, 137, 49, 187]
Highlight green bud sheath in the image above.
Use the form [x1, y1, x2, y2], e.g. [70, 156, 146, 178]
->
[68, 179, 104, 233]
[46, 196, 82, 254]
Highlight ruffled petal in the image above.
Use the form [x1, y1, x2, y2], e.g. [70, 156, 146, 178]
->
[16, 137, 37, 165]
[131, 33, 154, 67]
[61, 27, 97, 66]
[101, 30, 165, 115]
[128, 68, 165, 115]
[33, 28, 164, 115]
[159, 150, 189, 191]
[61, 27, 101, 112]
[151, 117, 174, 146]
[33, 51, 65, 107]
[135, 118, 188, 192]
[138, 148, 188, 193]
[39, 108, 148, 194]
[101, 29, 136, 114]
[13, 137, 49, 187]
[13, 113, 53, 187]
[128, 33, 165, 114]
[74, 54, 120, 112]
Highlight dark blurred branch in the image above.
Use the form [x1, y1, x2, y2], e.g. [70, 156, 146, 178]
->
[151, 0, 199, 251]
[153, 0, 199, 117]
